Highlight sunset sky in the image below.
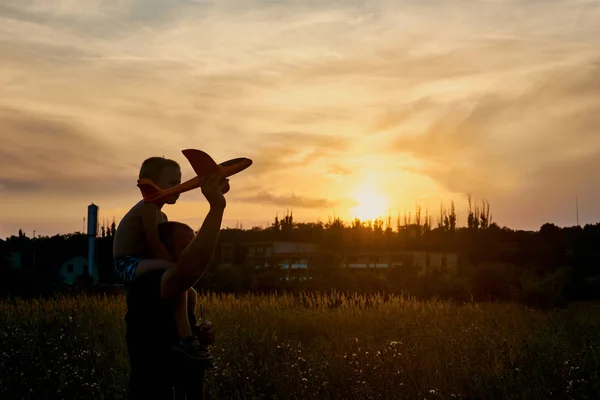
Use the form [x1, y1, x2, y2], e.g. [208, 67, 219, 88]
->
[1, 0, 600, 239]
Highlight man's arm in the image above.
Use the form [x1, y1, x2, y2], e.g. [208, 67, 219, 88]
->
[160, 174, 227, 299]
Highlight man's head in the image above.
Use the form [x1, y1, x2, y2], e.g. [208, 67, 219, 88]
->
[139, 157, 182, 204]
[158, 221, 195, 261]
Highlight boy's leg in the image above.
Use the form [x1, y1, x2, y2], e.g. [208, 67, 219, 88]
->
[134, 259, 176, 279]
[173, 289, 214, 365]
[175, 290, 193, 339]
[187, 287, 198, 325]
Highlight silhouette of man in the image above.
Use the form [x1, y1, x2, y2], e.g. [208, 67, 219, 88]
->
[125, 173, 228, 399]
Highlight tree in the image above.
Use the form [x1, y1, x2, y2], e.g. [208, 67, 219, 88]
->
[449, 201, 457, 232]
[110, 220, 117, 237]
[438, 203, 447, 231]
[467, 194, 480, 230]
[414, 205, 422, 237]
[272, 214, 280, 232]
[480, 200, 491, 230]
[423, 210, 432, 234]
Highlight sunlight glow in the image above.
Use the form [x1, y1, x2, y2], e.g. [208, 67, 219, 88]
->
[350, 183, 389, 221]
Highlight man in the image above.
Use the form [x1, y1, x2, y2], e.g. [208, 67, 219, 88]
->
[125, 172, 229, 399]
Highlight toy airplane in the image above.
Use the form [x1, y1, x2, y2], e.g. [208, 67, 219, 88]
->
[137, 149, 252, 203]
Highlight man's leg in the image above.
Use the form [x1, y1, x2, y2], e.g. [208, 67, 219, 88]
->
[172, 355, 207, 400]
[187, 287, 198, 325]
[181, 364, 206, 399]
[128, 354, 175, 400]
[135, 262, 202, 360]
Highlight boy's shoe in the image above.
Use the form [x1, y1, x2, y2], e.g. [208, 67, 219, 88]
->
[172, 335, 216, 370]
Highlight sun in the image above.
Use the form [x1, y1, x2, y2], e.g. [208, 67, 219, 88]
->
[350, 184, 389, 221]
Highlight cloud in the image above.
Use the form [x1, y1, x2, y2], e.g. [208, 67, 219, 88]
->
[235, 190, 343, 209]
[327, 164, 352, 176]
[2, 0, 600, 233]
[0, 108, 134, 194]
[388, 61, 600, 227]
[245, 132, 350, 176]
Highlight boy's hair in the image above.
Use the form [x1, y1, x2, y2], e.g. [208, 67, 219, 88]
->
[139, 157, 181, 181]
[158, 221, 195, 258]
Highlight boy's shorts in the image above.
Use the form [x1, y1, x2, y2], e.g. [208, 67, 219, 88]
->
[114, 255, 141, 283]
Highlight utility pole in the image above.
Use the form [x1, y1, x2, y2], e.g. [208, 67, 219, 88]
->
[33, 230, 36, 275]
[576, 195, 579, 227]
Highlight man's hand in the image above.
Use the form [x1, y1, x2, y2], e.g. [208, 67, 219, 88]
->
[200, 173, 228, 209]
[222, 179, 231, 195]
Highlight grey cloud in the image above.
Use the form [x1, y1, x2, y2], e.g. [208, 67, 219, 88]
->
[0, 1, 196, 41]
[0, 108, 132, 195]
[0, 176, 135, 197]
[0, 178, 42, 192]
[235, 190, 340, 209]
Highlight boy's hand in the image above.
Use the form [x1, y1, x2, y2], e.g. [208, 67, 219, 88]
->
[194, 321, 216, 345]
[200, 173, 228, 209]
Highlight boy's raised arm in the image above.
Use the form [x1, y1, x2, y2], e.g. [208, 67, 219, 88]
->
[140, 203, 174, 262]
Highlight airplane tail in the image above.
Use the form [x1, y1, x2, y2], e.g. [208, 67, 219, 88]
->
[137, 179, 162, 202]
[182, 149, 220, 178]
[182, 149, 252, 178]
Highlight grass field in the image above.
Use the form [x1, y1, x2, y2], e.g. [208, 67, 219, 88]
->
[1, 292, 599, 399]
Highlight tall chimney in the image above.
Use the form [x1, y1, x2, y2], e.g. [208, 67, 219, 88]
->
[87, 203, 99, 283]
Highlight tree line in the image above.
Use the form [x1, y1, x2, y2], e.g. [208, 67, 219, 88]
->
[1, 198, 600, 307]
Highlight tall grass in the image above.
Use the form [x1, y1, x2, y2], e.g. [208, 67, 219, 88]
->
[1, 292, 599, 399]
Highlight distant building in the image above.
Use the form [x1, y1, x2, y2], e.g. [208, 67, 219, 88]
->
[7, 252, 22, 269]
[340, 251, 458, 274]
[218, 241, 458, 275]
[243, 241, 320, 258]
[58, 255, 98, 285]
[413, 251, 458, 274]
[220, 241, 326, 269]
[340, 252, 412, 269]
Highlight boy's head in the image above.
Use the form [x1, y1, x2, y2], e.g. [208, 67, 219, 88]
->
[139, 157, 182, 204]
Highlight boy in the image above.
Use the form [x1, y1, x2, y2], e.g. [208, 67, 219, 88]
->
[113, 156, 217, 363]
